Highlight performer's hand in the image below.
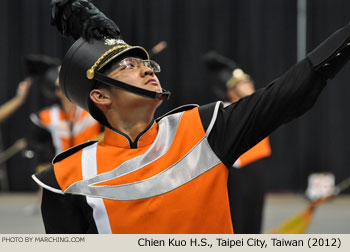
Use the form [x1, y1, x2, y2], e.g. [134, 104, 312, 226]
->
[16, 77, 32, 103]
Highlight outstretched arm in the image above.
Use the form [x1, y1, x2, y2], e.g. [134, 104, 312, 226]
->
[0, 78, 32, 122]
[200, 22, 350, 168]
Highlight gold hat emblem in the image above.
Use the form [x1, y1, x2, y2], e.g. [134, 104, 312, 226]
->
[104, 38, 126, 46]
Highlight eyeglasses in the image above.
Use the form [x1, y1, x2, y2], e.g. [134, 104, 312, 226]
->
[118, 57, 161, 73]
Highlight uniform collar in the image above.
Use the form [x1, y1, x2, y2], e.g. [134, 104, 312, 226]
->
[103, 120, 158, 149]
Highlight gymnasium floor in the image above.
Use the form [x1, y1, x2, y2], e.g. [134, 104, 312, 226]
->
[0, 193, 349, 234]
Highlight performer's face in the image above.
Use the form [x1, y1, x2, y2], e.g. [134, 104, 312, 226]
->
[107, 57, 162, 94]
[227, 81, 255, 103]
[102, 57, 163, 108]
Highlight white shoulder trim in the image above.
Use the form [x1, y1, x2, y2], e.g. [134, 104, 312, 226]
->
[206, 101, 223, 136]
[32, 174, 64, 195]
[29, 113, 43, 128]
[52, 140, 98, 164]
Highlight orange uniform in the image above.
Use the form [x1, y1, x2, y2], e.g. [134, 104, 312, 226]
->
[30, 105, 101, 155]
[34, 105, 233, 233]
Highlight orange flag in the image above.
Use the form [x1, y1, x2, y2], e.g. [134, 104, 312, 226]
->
[268, 177, 350, 234]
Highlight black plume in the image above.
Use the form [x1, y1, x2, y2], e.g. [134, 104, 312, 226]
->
[24, 54, 61, 76]
[202, 51, 239, 86]
[51, 0, 121, 41]
[202, 51, 239, 71]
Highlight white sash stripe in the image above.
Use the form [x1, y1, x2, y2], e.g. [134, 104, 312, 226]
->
[65, 111, 221, 201]
[65, 112, 183, 194]
[82, 143, 112, 234]
[49, 106, 63, 154]
[81, 138, 221, 200]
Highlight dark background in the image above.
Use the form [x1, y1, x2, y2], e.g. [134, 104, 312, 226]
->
[0, 0, 349, 193]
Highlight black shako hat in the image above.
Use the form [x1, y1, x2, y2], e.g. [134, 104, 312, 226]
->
[24, 54, 61, 101]
[51, 0, 170, 125]
[60, 37, 150, 113]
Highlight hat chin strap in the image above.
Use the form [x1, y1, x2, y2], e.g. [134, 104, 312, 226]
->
[94, 72, 171, 100]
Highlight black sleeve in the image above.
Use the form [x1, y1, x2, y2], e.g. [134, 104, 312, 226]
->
[28, 117, 56, 164]
[200, 22, 350, 168]
[41, 189, 98, 234]
[200, 58, 326, 168]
